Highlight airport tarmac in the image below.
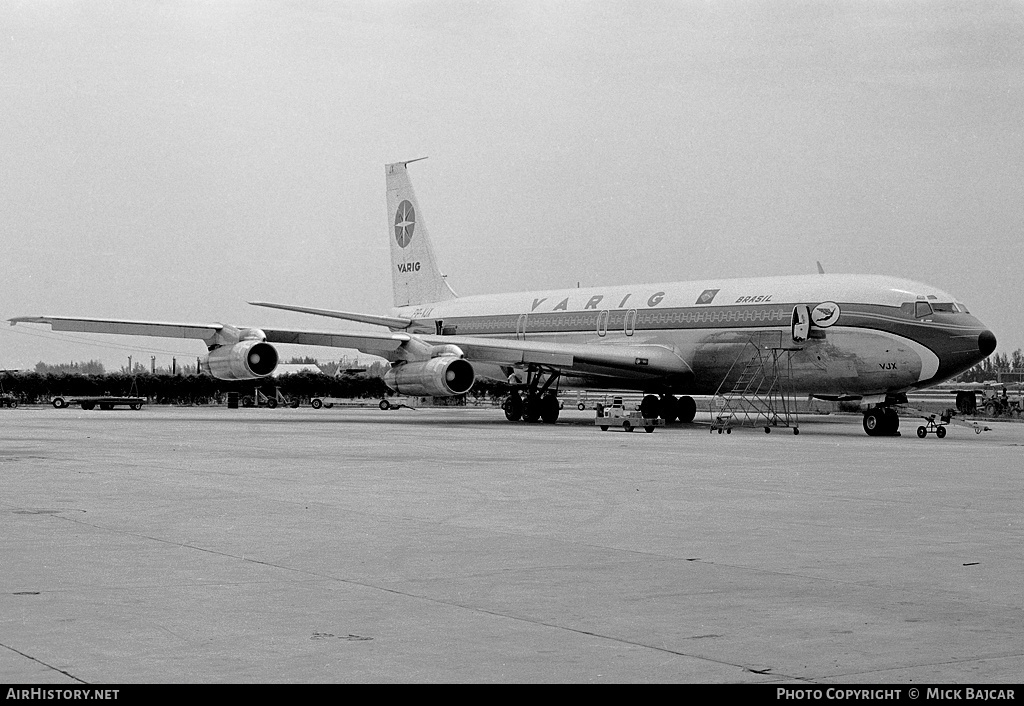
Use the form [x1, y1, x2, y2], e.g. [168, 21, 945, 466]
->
[1, 405, 1022, 684]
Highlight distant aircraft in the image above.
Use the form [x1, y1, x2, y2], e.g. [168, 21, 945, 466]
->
[11, 160, 997, 436]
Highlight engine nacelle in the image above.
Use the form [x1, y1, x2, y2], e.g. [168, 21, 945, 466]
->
[200, 341, 279, 380]
[383, 357, 475, 397]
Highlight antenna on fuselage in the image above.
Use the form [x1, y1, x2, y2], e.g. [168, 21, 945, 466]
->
[816, 261, 825, 275]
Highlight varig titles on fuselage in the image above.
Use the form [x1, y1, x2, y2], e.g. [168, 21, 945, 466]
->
[400, 285, 795, 320]
[528, 291, 667, 313]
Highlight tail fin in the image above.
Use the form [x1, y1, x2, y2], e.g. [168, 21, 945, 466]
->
[385, 159, 458, 308]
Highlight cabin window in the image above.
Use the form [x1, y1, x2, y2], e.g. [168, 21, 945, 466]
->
[915, 301, 933, 318]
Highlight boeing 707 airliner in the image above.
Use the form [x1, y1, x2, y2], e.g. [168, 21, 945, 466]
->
[11, 160, 997, 436]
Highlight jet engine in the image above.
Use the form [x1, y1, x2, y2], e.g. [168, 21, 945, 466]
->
[200, 340, 279, 380]
[383, 356, 475, 397]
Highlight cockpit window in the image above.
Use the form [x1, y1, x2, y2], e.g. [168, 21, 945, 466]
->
[915, 301, 933, 318]
[929, 302, 970, 313]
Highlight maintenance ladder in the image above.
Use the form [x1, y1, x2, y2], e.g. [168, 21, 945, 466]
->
[710, 334, 800, 435]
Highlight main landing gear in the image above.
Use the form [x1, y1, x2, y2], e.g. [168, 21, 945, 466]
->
[503, 365, 561, 424]
[862, 406, 901, 437]
[639, 394, 697, 424]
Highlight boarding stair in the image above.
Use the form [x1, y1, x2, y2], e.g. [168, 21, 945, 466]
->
[710, 333, 800, 434]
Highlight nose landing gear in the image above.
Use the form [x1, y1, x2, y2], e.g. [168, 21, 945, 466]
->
[862, 407, 901, 437]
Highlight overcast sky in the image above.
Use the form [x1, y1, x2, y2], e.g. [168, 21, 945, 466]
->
[2, 0, 1022, 371]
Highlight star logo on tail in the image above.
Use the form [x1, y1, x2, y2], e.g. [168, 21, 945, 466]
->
[394, 200, 415, 248]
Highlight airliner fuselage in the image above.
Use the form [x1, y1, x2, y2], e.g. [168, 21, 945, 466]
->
[393, 272, 995, 401]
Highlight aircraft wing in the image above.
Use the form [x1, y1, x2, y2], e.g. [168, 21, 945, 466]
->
[264, 327, 691, 381]
[416, 334, 693, 381]
[259, 327, 406, 354]
[248, 301, 416, 330]
[8, 315, 408, 355]
[10, 315, 692, 381]
[8, 316, 225, 340]
[244, 303, 693, 380]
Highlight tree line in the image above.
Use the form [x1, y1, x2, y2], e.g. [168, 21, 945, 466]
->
[1, 370, 386, 405]
[0, 369, 515, 406]
[957, 348, 1024, 383]
[7, 346, 1020, 406]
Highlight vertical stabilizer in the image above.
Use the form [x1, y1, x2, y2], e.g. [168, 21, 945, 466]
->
[385, 160, 458, 308]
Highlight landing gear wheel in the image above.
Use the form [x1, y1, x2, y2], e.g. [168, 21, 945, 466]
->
[936, 426, 946, 439]
[678, 396, 697, 423]
[540, 394, 560, 424]
[863, 408, 885, 436]
[640, 395, 660, 419]
[883, 408, 900, 436]
[522, 395, 542, 423]
[661, 395, 680, 423]
[503, 394, 523, 422]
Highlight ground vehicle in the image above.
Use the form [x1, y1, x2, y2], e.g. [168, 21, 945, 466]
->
[52, 395, 145, 410]
[1, 376, 19, 407]
[241, 387, 299, 409]
[917, 411, 951, 438]
[981, 391, 1022, 418]
[311, 396, 415, 410]
[904, 405, 990, 438]
[595, 397, 663, 432]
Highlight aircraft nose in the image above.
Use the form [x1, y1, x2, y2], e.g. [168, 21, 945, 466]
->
[979, 330, 997, 358]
